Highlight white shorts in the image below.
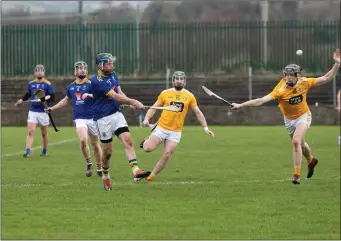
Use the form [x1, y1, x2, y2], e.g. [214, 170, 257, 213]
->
[284, 112, 312, 134]
[95, 112, 128, 142]
[27, 111, 49, 126]
[151, 126, 182, 143]
[74, 119, 98, 136]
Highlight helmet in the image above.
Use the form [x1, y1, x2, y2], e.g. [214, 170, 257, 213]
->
[172, 71, 186, 81]
[283, 64, 302, 76]
[96, 53, 116, 66]
[34, 64, 45, 72]
[34, 64, 45, 79]
[74, 61, 88, 79]
[96, 53, 116, 74]
[172, 71, 186, 91]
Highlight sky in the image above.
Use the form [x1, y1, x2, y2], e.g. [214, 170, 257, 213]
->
[2, 1, 150, 13]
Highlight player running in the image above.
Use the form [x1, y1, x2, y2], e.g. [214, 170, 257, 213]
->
[46, 61, 103, 177]
[140, 71, 215, 182]
[231, 49, 340, 185]
[16, 65, 55, 158]
[91, 53, 150, 190]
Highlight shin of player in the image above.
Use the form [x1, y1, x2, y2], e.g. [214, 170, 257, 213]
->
[16, 65, 55, 158]
[46, 61, 103, 177]
[91, 53, 151, 190]
[231, 49, 340, 185]
[140, 71, 215, 182]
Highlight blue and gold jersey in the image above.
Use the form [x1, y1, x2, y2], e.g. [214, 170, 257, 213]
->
[66, 78, 94, 120]
[90, 71, 121, 120]
[28, 78, 55, 112]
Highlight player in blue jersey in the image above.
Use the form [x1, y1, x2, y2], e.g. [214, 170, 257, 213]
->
[46, 61, 103, 177]
[91, 53, 151, 190]
[16, 65, 55, 158]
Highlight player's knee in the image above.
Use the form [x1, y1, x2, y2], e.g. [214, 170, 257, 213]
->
[163, 150, 172, 159]
[27, 130, 35, 137]
[292, 138, 301, 150]
[143, 146, 153, 153]
[103, 146, 112, 159]
[41, 132, 48, 138]
[123, 137, 134, 149]
[93, 143, 101, 153]
[80, 139, 87, 148]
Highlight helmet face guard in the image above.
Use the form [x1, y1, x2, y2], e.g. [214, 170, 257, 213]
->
[283, 64, 302, 77]
[172, 71, 186, 90]
[283, 64, 302, 87]
[34, 64, 45, 79]
[74, 61, 88, 79]
[96, 53, 116, 74]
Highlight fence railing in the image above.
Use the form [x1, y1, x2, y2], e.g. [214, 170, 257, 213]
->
[1, 21, 340, 76]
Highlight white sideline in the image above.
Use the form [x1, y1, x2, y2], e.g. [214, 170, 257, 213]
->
[1, 137, 78, 158]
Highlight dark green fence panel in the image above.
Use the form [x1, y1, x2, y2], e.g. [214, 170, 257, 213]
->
[1, 21, 340, 77]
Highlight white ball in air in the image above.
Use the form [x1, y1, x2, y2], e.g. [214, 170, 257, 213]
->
[296, 50, 303, 56]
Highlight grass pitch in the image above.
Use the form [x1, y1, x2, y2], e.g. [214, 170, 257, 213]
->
[1, 126, 340, 240]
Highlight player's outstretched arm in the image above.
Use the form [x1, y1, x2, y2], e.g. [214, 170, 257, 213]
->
[106, 90, 144, 109]
[191, 106, 214, 137]
[46, 96, 70, 112]
[116, 86, 128, 98]
[315, 49, 340, 86]
[142, 100, 162, 126]
[231, 94, 274, 110]
[16, 89, 32, 105]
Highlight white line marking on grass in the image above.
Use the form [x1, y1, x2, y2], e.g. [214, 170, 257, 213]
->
[1, 137, 78, 158]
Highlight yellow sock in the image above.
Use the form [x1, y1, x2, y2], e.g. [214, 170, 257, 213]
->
[129, 159, 140, 174]
[307, 155, 313, 164]
[147, 172, 155, 182]
[294, 168, 301, 176]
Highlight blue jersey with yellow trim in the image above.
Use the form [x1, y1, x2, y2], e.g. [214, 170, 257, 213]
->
[66, 78, 94, 120]
[90, 71, 121, 120]
[28, 78, 55, 112]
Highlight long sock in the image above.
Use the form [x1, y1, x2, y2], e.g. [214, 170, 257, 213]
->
[86, 158, 92, 170]
[103, 167, 109, 178]
[147, 172, 155, 181]
[25, 148, 31, 155]
[294, 168, 301, 176]
[306, 155, 313, 164]
[128, 159, 140, 174]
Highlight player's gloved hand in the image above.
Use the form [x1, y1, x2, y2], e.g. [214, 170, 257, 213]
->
[204, 127, 215, 137]
[134, 100, 144, 110]
[231, 103, 241, 110]
[16, 99, 23, 106]
[142, 119, 149, 127]
[45, 107, 53, 113]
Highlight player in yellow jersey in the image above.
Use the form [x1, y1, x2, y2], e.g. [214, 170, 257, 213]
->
[231, 49, 340, 185]
[140, 71, 215, 182]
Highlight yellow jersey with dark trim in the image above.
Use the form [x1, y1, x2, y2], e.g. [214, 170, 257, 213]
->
[157, 88, 197, 131]
[269, 77, 317, 120]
